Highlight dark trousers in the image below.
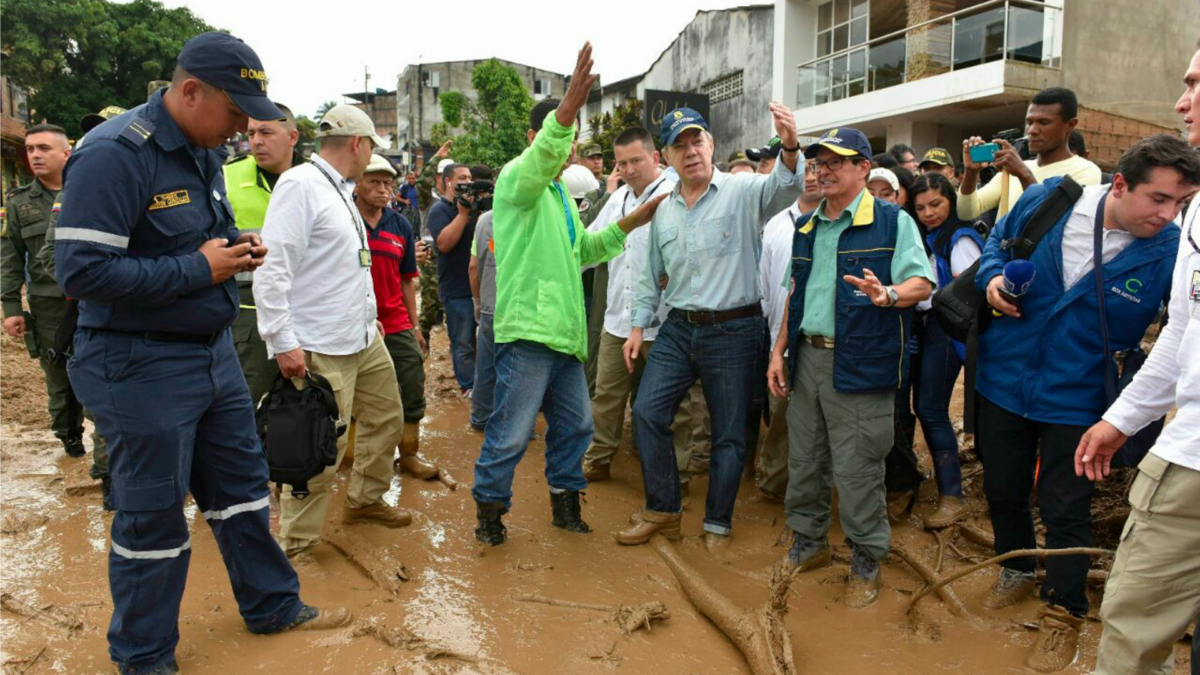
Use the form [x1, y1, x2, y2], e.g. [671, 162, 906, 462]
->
[443, 296, 477, 390]
[69, 328, 302, 674]
[470, 312, 496, 429]
[913, 317, 963, 497]
[884, 343, 922, 494]
[976, 396, 1094, 616]
[632, 311, 764, 535]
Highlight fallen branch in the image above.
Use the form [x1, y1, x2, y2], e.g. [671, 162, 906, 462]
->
[651, 536, 796, 675]
[933, 529, 948, 573]
[890, 547, 968, 617]
[325, 529, 408, 596]
[2, 646, 46, 675]
[956, 523, 995, 549]
[511, 593, 669, 635]
[905, 547, 1111, 613]
[0, 593, 83, 635]
[436, 468, 459, 491]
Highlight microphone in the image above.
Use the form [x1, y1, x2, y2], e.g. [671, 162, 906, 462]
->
[993, 259, 1036, 317]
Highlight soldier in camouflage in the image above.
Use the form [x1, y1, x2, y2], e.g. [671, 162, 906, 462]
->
[415, 141, 452, 344]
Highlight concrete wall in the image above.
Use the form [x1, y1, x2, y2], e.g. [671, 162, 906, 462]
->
[639, 6, 775, 162]
[1061, 0, 1200, 131]
[773, 0, 820, 108]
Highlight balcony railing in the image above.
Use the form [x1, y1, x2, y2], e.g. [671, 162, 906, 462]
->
[796, 0, 1062, 109]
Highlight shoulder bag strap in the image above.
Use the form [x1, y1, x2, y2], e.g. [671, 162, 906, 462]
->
[1091, 188, 1118, 405]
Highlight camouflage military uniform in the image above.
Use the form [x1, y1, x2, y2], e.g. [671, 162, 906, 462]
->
[415, 157, 443, 339]
[580, 188, 613, 394]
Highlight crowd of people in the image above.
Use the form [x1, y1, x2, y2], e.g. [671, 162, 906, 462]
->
[2, 29, 1198, 675]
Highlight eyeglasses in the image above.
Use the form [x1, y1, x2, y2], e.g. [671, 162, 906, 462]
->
[811, 156, 861, 172]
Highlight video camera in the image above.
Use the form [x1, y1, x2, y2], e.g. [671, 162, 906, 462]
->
[455, 179, 495, 213]
[994, 128, 1031, 161]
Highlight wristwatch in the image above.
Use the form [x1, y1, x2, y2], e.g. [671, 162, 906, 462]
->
[884, 286, 899, 307]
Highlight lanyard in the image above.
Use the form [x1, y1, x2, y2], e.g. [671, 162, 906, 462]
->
[553, 181, 576, 246]
[312, 161, 371, 266]
[1188, 202, 1199, 255]
[621, 175, 668, 218]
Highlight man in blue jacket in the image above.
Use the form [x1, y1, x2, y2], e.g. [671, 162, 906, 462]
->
[974, 134, 1200, 673]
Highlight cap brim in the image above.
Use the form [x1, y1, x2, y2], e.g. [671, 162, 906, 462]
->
[663, 124, 706, 147]
[804, 141, 861, 159]
[921, 159, 950, 167]
[80, 114, 107, 134]
[227, 90, 284, 122]
[370, 134, 391, 151]
[744, 148, 763, 161]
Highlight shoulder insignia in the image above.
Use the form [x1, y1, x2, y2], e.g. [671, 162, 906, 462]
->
[118, 116, 155, 148]
[8, 183, 32, 196]
[149, 189, 191, 210]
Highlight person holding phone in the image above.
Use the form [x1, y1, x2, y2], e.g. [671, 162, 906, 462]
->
[958, 87, 1101, 222]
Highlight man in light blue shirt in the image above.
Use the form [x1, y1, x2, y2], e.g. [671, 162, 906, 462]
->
[616, 104, 803, 551]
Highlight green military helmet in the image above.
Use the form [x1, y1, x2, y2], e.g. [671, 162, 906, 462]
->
[80, 106, 128, 135]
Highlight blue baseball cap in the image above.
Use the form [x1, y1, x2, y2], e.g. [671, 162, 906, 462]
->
[804, 127, 873, 160]
[660, 107, 709, 146]
[176, 32, 283, 122]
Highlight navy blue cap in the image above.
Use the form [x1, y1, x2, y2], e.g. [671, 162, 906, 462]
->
[177, 32, 283, 121]
[660, 107, 709, 146]
[804, 127, 873, 160]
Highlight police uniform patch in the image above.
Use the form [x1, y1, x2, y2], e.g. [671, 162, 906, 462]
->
[149, 190, 191, 210]
[118, 116, 155, 148]
[16, 202, 43, 224]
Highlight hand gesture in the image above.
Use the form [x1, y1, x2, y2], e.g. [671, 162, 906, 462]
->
[435, 140, 453, 159]
[1074, 421, 1127, 482]
[199, 238, 254, 284]
[962, 136, 990, 172]
[985, 275, 1021, 318]
[618, 193, 668, 232]
[990, 138, 1028, 178]
[555, 43, 598, 129]
[769, 102, 798, 150]
[606, 167, 621, 193]
[842, 268, 891, 307]
[236, 232, 268, 262]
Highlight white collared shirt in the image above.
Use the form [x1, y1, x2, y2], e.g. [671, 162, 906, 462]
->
[760, 203, 802, 347]
[586, 174, 676, 340]
[1104, 199, 1200, 472]
[254, 153, 377, 357]
[1061, 185, 1136, 289]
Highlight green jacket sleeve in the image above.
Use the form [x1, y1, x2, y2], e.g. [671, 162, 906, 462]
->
[579, 222, 627, 268]
[1, 214, 26, 318]
[36, 207, 58, 283]
[495, 113, 575, 212]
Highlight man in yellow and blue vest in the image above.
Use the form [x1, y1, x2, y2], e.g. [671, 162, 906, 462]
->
[223, 105, 304, 403]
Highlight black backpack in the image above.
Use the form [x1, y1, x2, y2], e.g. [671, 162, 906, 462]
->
[255, 372, 346, 498]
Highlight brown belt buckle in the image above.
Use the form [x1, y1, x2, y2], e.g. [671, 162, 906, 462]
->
[808, 335, 834, 349]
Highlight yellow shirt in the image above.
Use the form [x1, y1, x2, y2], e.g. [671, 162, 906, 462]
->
[957, 154, 1101, 222]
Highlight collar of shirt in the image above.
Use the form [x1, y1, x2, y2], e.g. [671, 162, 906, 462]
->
[621, 172, 671, 214]
[813, 189, 867, 227]
[310, 153, 355, 189]
[667, 167, 727, 206]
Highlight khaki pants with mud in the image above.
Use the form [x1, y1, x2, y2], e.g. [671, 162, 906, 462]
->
[276, 334, 404, 555]
[1094, 454, 1200, 675]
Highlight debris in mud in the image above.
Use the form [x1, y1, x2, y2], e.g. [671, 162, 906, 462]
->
[353, 619, 428, 650]
[0, 593, 85, 636]
[891, 546, 968, 617]
[508, 560, 553, 573]
[511, 593, 670, 636]
[2, 646, 47, 675]
[326, 529, 410, 595]
[436, 467, 459, 491]
[0, 509, 49, 535]
[64, 480, 102, 497]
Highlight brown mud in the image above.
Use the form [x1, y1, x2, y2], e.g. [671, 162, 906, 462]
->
[1, 330, 1191, 674]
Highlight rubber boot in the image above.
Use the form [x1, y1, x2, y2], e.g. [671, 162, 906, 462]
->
[397, 423, 438, 479]
[549, 490, 590, 533]
[475, 500, 508, 546]
[100, 476, 114, 511]
[63, 436, 86, 458]
[615, 510, 681, 545]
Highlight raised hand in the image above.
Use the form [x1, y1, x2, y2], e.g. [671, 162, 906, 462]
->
[555, 43, 599, 129]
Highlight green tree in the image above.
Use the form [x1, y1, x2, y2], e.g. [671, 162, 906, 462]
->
[436, 59, 534, 170]
[315, 100, 338, 120]
[585, 98, 648, 173]
[1, 0, 215, 134]
[295, 114, 318, 156]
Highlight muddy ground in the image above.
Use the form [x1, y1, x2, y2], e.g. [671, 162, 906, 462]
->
[0, 328, 1191, 674]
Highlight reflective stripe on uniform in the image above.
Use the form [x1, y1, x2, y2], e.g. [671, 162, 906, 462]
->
[55, 227, 131, 250]
[202, 496, 270, 521]
[111, 537, 192, 560]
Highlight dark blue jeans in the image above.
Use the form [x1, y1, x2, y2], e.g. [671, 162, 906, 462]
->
[913, 316, 963, 497]
[632, 311, 764, 535]
[472, 340, 591, 507]
[443, 296, 476, 390]
[470, 312, 496, 429]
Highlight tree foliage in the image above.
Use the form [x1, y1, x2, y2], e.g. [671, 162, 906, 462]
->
[315, 100, 338, 120]
[1, 0, 215, 134]
[585, 98, 649, 173]
[437, 59, 534, 170]
[295, 115, 318, 155]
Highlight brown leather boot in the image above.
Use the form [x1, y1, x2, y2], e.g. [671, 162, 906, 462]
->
[343, 501, 413, 528]
[981, 567, 1037, 609]
[615, 511, 681, 545]
[1024, 606, 1083, 672]
[583, 462, 611, 483]
[397, 424, 438, 480]
[922, 496, 969, 530]
[703, 531, 730, 556]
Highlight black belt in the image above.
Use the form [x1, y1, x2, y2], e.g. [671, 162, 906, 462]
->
[670, 304, 762, 325]
[92, 327, 227, 345]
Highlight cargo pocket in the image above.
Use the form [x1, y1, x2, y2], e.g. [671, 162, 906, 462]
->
[1128, 453, 1170, 516]
[112, 476, 176, 511]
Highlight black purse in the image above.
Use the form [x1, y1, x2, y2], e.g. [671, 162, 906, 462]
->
[255, 371, 347, 498]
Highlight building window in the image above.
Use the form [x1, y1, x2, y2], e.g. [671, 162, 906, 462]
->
[817, 0, 869, 58]
[534, 78, 552, 96]
[702, 70, 744, 105]
[422, 71, 440, 88]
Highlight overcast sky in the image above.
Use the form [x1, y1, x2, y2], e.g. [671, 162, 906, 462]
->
[156, 0, 761, 119]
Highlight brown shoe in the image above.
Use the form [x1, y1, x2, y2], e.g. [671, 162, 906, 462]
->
[343, 501, 413, 529]
[922, 496, 968, 530]
[981, 567, 1037, 609]
[886, 489, 918, 522]
[1024, 606, 1082, 672]
[583, 462, 611, 483]
[703, 531, 730, 556]
[288, 605, 353, 631]
[615, 510, 681, 546]
[398, 453, 439, 480]
[844, 547, 882, 609]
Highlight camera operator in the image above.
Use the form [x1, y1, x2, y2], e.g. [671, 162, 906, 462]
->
[959, 87, 1101, 222]
[428, 162, 482, 395]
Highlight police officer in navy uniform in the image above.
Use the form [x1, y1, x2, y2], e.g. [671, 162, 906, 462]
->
[54, 32, 348, 675]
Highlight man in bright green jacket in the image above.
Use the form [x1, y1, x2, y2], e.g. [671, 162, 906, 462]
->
[471, 43, 666, 545]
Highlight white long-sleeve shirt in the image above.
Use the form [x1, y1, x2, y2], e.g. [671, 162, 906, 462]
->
[1102, 199, 1200, 472]
[760, 204, 801, 347]
[254, 153, 377, 358]
[585, 174, 676, 340]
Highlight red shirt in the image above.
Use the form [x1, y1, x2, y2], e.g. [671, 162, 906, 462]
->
[366, 207, 419, 333]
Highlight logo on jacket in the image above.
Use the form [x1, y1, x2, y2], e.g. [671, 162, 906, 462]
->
[149, 190, 191, 210]
[1124, 278, 1143, 294]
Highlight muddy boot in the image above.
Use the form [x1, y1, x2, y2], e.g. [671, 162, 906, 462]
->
[549, 490, 590, 533]
[844, 544, 882, 609]
[615, 510, 681, 545]
[141, 662, 180, 675]
[703, 531, 730, 556]
[343, 501, 413, 528]
[583, 462, 610, 483]
[922, 496, 968, 530]
[475, 500, 508, 546]
[397, 424, 438, 480]
[885, 489, 918, 522]
[787, 532, 832, 572]
[63, 436, 86, 458]
[1024, 606, 1083, 672]
[981, 567, 1036, 610]
[100, 476, 114, 511]
[288, 604, 353, 631]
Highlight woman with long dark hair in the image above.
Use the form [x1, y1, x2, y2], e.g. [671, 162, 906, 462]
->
[907, 173, 985, 529]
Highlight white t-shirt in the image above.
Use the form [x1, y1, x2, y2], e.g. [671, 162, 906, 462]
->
[916, 234, 982, 312]
[760, 204, 802, 346]
[957, 153, 1102, 221]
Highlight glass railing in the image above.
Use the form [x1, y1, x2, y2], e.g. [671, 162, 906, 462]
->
[797, 0, 1062, 109]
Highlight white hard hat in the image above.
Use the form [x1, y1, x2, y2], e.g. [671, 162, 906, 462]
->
[561, 164, 599, 200]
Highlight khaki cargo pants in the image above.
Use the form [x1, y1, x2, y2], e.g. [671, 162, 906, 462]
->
[276, 333, 404, 555]
[1094, 453, 1200, 675]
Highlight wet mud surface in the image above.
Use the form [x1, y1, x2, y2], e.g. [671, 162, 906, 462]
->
[1, 330, 1191, 674]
